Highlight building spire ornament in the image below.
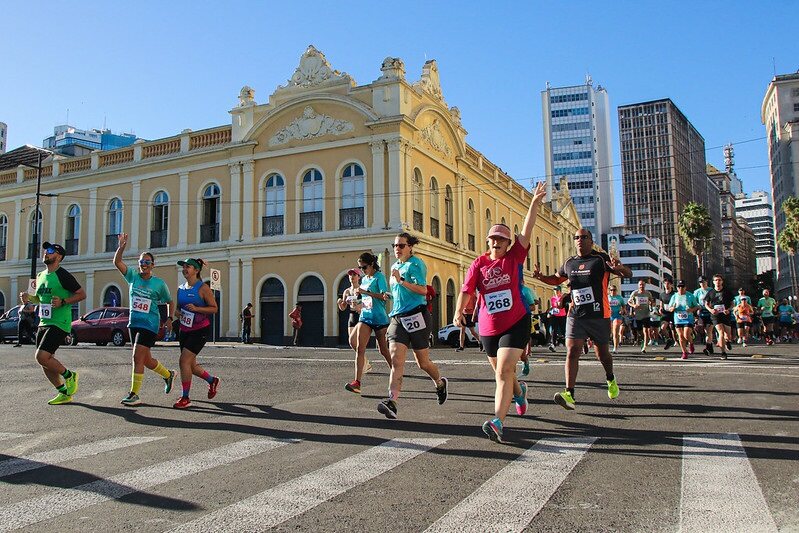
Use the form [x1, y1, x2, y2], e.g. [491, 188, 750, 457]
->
[279, 45, 353, 90]
[414, 60, 444, 102]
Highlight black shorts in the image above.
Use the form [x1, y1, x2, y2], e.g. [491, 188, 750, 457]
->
[635, 317, 651, 329]
[179, 326, 210, 354]
[662, 313, 674, 325]
[36, 326, 68, 354]
[711, 314, 732, 327]
[463, 314, 475, 328]
[762, 316, 775, 325]
[480, 314, 532, 358]
[387, 306, 431, 350]
[359, 320, 389, 333]
[348, 311, 360, 328]
[130, 327, 157, 348]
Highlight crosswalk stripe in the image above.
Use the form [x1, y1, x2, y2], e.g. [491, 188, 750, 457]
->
[170, 437, 448, 532]
[425, 436, 596, 532]
[680, 433, 778, 533]
[0, 433, 28, 443]
[0, 436, 165, 478]
[0, 437, 295, 532]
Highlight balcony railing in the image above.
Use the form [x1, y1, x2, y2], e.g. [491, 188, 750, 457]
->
[430, 217, 439, 239]
[339, 207, 364, 230]
[445, 224, 454, 243]
[300, 211, 322, 233]
[412, 211, 424, 232]
[105, 234, 119, 252]
[468, 234, 475, 251]
[0, 246, 5, 261]
[150, 229, 168, 248]
[200, 223, 220, 243]
[262, 215, 284, 236]
[64, 239, 79, 255]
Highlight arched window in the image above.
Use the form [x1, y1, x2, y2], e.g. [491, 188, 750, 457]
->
[301, 169, 323, 233]
[103, 285, 122, 307]
[412, 168, 423, 232]
[446, 279, 456, 324]
[429, 177, 440, 238]
[444, 185, 454, 243]
[201, 184, 221, 242]
[0, 214, 8, 261]
[553, 245, 559, 273]
[151, 191, 169, 248]
[500, 216, 506, 226]
[485, 209, 492, 230]
[545, 241, 550, 275]
[467, 199, 476, 251]
[65, 204, 81, 255]
[263, 174, 285, 236]
[104, 198, 122, 252]
[28, 209, 42, 259]
[340, 163, 364, 229]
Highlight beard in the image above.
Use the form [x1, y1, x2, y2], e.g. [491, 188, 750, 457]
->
[43, 257, 54, 265]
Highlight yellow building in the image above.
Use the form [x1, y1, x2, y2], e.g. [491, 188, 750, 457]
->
[0, 46, 580, 345]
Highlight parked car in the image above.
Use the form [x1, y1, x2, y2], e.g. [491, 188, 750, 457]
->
[437, 323, 479, 347]
[70, 307, 168, 347]
[0, 304, 39, 344]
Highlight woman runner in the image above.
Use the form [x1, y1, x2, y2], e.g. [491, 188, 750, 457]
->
[338, 268, 371, 385]
[114, 234, 175, 406]
[456, 182, 546, 443]
[666, 280, 701, 359]
[608, 285, 625, 354]
[172, 258, 219, 409]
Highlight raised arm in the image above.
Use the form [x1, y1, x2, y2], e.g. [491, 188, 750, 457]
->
[113, 233, 129, 276]
[517, 182, 547, 249]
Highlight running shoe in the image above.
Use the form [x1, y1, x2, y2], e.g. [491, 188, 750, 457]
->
[455, 346, 464, 352]
[478, 342, 484, 352]
[726, 341, 732, 351]
[607, 378, 619, 400]
[554, 390, 576, 410]
[514, 382, 528, 416]
[121, 392, 142, 406]
[377, 399, 397, 419]
[708, 344, 715, 354]
[664, 339, 674, 350]
[689, 343, 695, 354]
[737, 338, 742, 344]
[364, 361, 373, 374]
[720, 352, 728, 360]
[345, 380, 361, 394]
[742, 342, 747, 348]
[583, 343, 589, 355]
[611, 347, 617, 354]
[64, 371, 79, 396]
[681, 352, 688, 360]
[207, 377, 220, 399]
[164, 370, 176, 394]
[173, 396, 192, 409]
[548, 343, 556, 353]
[436, 377, 449, 405]
[482, 418, 505, 443]
[702, 347, 710, 356]
[48, 392, 72, 405]
[519, 361, 530, 377]
[640, 346, 647, 354]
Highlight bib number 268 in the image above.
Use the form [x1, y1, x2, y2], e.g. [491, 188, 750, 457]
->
[485, 289, 513, 315]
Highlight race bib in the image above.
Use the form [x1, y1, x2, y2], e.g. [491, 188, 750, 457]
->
[399, 312, 425, 332]
[572, 287, 595, 306]
[180, 310, 195, 328]
[714, 304, 726, 313]
[131, 296, 152, 314]
[637, 296, 649, 305]
[362, 295, 373, 310]
[38, 304, 52, 319]
[676, 311, 689, 321]
[485, 289, 513, 314]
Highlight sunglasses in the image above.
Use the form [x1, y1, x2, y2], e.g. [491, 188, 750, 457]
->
[139, 260, 153, 266]
[357, 264, 368, 270]
[573, 235, 590, 241]
[392, 243, 407, 249]
[44, 248, 56, 254]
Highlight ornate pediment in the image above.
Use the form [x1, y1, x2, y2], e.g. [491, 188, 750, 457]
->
[268, 106, 354, 147]
[413, 60, 444, 102]
[277, 45, 353, 91]
[419, 119, 451, 157]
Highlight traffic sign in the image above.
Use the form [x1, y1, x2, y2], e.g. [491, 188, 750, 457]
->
[210, 268, 222, 291]
[27, 278, 37, 296]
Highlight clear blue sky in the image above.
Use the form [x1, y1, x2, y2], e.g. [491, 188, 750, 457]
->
[3, 1, 797, 224]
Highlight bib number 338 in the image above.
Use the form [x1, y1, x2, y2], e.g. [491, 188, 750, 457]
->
[485, 289, 513, 315]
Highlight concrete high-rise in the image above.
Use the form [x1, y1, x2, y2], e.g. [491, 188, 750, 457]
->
[0, 122, 7, 154]
[735, 191, 777, 275]
[542, 76, 615, 238]
[618, 98, 722, 283]
[761, 72, 799, 299]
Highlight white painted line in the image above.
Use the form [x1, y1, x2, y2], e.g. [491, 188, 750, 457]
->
[680, 433, 777, 533]
[0, 433, 28, 443]
[0, 436, 164, 478]
[170, 438, 448, 532]
[425, 437, 596, 533]
[0, 437, 295, 532]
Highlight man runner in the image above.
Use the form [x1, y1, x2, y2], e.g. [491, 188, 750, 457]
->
[628, 280, 653, 353]
[703, 274, 733, 359]
[758, 289, 777, 346]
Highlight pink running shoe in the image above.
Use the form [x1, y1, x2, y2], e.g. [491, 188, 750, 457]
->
[208, 377, 220, 399]
[689, 343, 695, 354]
[681, 352, 688, 360]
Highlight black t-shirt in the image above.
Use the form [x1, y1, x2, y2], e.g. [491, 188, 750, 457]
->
[242, 308, 252, 325]
[557, 251, 613, 319]
[704, 288, 732, 313]
[661, 290, 676, 317]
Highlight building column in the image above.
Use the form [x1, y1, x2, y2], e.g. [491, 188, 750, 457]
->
[369, 141, 386, 229]
[48, 196, 58, 243]
[242, 161, 255, 240]
[130, 180, 141, 251]
[241, 259, 254, 336]
[228, 163, 242, 242]
[12, 199, 21, 260]
[84, 271, 95, 311]
[386, 138, 406, 230]
[457, 173, 467, 249]
[227, 259, 241, 338]
[178, 172, 189, 246]
[87, 188, 97, 254]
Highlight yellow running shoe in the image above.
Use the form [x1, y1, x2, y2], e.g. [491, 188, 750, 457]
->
[64, 371, 79, 396]
[48, 392, 73, 405]
[607, 378, 619, 399]
[554, 390, 576, 410]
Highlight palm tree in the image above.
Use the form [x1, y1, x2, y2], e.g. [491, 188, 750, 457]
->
[678, 201, 713, 278]
[777, 196, 799, 300]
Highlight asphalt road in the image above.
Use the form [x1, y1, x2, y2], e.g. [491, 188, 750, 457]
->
[1, 339, 798, 532]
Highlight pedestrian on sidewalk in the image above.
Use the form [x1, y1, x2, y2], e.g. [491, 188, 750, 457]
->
[241, 303, 253, 344]
[289, 303, 303, 346]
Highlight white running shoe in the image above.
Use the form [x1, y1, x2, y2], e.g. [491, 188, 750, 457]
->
[364, 360, 373, 374]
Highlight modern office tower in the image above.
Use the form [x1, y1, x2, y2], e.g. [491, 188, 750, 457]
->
[0, 122, 6, 154]
[618, 98, 722, 283]
[602, 230, 672, 300]
[42, 125, 140, 156]
[762, 72, 799, 299]
[735, 191, 777, 275]
[542, 76, 615, 238]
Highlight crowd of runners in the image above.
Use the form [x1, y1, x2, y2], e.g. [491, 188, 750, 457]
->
[20, 180, 798, 444]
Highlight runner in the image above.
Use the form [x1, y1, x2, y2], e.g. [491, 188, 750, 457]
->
[666, 280, 700, 359]
[694, 277, 714, 354]
[518, 283, 537, 376]
[757, 289, 777, 345]
[734, 288, 754, 347]
[777, 298, 796, 342]
[172, 258, 220, 409]
[377, 233, 447, 419]
[534, 228, 632, 411]
[659, 279, 677, 350]
[456, 182, 546, 442]
[703, 273, 733, 359]
[608, 285, 626, 353]
[113, 233, 175, 406]
[547, 287, 567, 351]
[338, 268, 367, 382]
[628, 280, 653, 353]
[21, 242, 86, 405]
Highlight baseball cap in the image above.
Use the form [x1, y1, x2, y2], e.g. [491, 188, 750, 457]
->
[486, 224, 511, 241]
[42, 242, 66, 257]
[676, 280, 686, 287]
[347, 268, 360, 276]
[177, 258, 202, 269]
[698, 276, 707, 283]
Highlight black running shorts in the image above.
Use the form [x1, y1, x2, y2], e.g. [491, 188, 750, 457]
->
[130, 327, 158, 348]
[179, 326, 210, 355]
[36, 326, 67, 354]
[387, 306, 431, 350]
[480, 313, 531, 358]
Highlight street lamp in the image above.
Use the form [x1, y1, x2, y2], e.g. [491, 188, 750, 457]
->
[17, 148, 55, 280]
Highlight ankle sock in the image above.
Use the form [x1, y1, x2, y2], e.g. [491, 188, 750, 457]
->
[199, 371, 214, 385]
[57, 384, 68, 394]
[61, 369, 72, 380]
[181, 381, 191, 398]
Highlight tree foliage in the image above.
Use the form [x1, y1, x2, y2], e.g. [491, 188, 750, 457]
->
[678, 202, 713, 271]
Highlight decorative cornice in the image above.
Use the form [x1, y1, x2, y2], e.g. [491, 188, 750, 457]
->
[268, 106, 354, 147]
[277, 45, 353, 91]
[419, 119, 452, 157]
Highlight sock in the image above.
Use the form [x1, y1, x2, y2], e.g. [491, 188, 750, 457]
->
[199, 371, 214, 385]
[606, 373, 615, 382]
[131, 372, 144, 395]
[567, 387, 575, 399]
[57, 384, 68, 394]
[182, 381, 192, 398]
[492, 416, 503, 428]
[61, 369, 72, 380]
[151, 361, 171, 379]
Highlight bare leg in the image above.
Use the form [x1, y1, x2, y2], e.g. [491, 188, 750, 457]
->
[388, 342, 407, 400]
[35, 350, 66, 388]
[493, 348, 523, 423]
[411, 348, 443, 387]
[564, 338, 584, 389]
[375, 328, 391, 365]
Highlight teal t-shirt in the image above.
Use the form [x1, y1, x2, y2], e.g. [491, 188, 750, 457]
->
[389, 255, 427, 316]
[608, 295, 625, 316]
[123, 268, 172, 333]
[669, 292, 698, 312]
[778, 305, 796, 322]
[521, 286, 536, 309]
[359, 272, 389, 326]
